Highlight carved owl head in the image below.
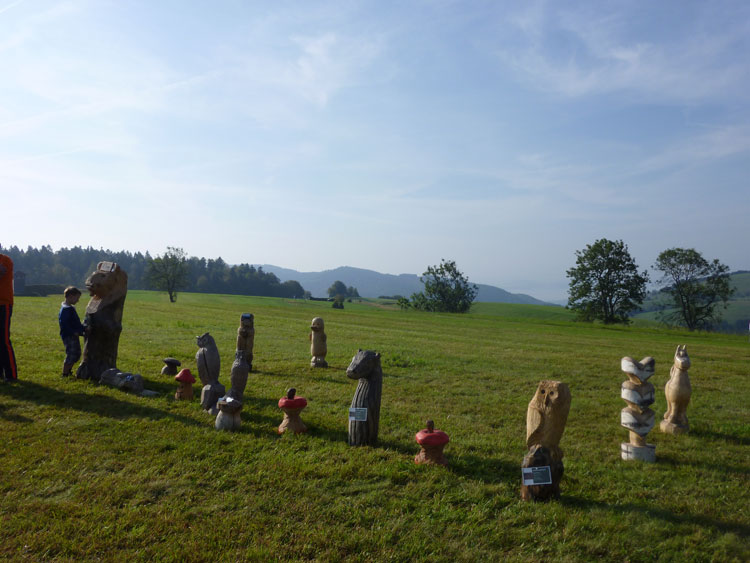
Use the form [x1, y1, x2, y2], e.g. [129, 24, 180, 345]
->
[196, 332, 215, 348]
[530, 380, 571, 416]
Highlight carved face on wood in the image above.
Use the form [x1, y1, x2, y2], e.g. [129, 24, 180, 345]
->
[346, 349, 381, 380]
[311, 317, 324, 332]
[673, 345, 690, 370]
[85, 262, 128, 299]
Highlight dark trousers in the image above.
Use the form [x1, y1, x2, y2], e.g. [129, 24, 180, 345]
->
[0, 305, 17, 381]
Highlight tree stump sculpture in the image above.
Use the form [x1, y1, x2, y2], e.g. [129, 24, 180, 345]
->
[620, 356, 656, 462]
[661, 345, 692, 435]
[278, 388, 308, 434]
[309, 317, 328, 367]
[521, 380, 571, 501]
[414, 419, 449, 466]
[196, 332, 224, 415]
[237, 313, 255, 371]
[76, 261, 128, 382]
[347, 349, 382, 446]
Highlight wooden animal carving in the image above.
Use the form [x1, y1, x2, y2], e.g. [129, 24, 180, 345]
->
[76, 261, 128, 382]
[522, 380, 571, 501]
[195, 332, 220, 386]
[661, 345, 691, 435]
[347, 349, 382, 446]
[526, 380, 572, 458]
[236, 313, 254, 370]
[309, 317, 328, 367]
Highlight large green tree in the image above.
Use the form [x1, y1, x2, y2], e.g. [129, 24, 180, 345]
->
[146, 247, 189, 302]
[411, 259, 478, 313]
[327, 280, 348, 298]
[653, 248, 734, 331]
[566, 238, 648, 324]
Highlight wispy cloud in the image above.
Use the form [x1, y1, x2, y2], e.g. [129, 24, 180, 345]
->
[498, 2, 750, 103]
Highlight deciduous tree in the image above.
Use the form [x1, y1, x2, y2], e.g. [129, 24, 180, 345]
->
[411, 259, 478, 313]
[653, 248, 734, 331]
[146, 247, 189, 302]
[566, 238, 648, 324]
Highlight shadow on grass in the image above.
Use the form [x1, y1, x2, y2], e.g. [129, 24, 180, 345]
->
[449, 454, 519, 484]
[0, 401, 33, 423]
[560, 496, 750, 537]
[0, 380, 203, 427]
[689, 427, 749, 446]
[657, 453, 748, 476]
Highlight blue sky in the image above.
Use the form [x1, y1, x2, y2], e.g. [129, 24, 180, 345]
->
[2, 0, 748, 301]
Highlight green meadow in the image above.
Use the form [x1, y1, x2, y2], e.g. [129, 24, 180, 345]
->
[1, 291, 748, 561]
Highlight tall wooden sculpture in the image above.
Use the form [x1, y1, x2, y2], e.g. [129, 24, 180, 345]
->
[620, 356, 656, 462]
[521, 380, 571, 501]
[236, 313, 255, 371]
[347, 349, 382, 446]
[76, 261, 128, 382]
[196, 332, 224, 415]
[661, 345, 692, 435]
[309, 317, 328, 367]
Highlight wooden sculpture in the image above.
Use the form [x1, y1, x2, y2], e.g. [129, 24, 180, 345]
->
[661, 345, 692, 435]
[620, 356, 656, 462]
[521, 380, 571, 501]
[309, 317, 328, 367]
[347, 349, 382, 446]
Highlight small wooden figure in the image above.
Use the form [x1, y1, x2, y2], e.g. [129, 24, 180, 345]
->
[174, 368, 195, 400]
[309, 317, 328, 367]
[277, 388, 308, 434]
[414, 419, 449, 466]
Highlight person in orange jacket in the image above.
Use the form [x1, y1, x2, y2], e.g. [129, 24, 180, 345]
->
[0, 253, 17, 382]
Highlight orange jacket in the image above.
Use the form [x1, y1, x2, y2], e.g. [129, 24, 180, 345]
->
[0, 254, 13, 306]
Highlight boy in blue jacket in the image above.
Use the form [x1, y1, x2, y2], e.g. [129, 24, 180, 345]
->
[59, 286, 86, 377]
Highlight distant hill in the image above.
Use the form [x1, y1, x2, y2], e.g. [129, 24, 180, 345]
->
[257, 265, 556, 306]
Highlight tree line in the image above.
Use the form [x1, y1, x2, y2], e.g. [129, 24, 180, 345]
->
[0, 244, 306, 299]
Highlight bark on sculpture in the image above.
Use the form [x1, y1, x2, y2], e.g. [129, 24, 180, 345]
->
[661, 345, 692, 435]
[309, 317, 328, 367]
[347, 349, 382, 447]
[237, 313, 255, 371]
[620, 356, 656, 462]
[76, 261, 128, 382]
[196, 332, 224, 415]
[521, 380, 571, 501]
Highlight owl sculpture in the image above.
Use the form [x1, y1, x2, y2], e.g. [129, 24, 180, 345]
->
[526, 380, 572, 457]
[195, 332, 221, 386]
[522, 380, 571, 501]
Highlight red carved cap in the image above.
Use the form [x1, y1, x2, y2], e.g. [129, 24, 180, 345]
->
[415, 428, 449, 446]
[175, 369, 195, 383]
[278, 397, 307, 409]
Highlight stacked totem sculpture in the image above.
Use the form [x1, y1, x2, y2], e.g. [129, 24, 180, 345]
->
[521, 380, 571, 501]
[237, 313, 255, 371]
[661, 345, 692, 435]
[620, 356, 656, 462]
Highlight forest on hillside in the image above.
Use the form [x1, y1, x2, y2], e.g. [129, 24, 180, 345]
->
[0, 245, 306, 299]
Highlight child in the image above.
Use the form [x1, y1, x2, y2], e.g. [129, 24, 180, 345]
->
[59, 286, 86, 377]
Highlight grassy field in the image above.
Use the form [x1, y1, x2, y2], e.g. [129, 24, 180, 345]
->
[1, 291, 748, 561]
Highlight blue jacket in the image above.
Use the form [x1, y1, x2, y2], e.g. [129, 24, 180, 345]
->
[59, 303, 85, 339]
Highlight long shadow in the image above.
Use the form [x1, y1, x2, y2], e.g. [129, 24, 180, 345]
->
[0, 401, 33, 423]
[560, 496, 750, 537]
[657, 453, 748, 476]
[448, 453, 519, 484]
[690, 427, 749, 446]
[0, 380, 202, 427]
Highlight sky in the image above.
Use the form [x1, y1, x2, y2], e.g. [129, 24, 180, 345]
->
[1, 0, 749, 302]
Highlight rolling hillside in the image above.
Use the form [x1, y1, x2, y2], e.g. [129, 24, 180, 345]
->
[257, 264, 555, 306]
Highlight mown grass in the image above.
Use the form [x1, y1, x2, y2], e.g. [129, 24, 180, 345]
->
[1, 291, 748, 562]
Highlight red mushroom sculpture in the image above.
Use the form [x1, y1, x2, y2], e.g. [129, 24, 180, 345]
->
[414, 419, 449, 466]
[174, 368, 196, 400]
[278, 388, 308, 434]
